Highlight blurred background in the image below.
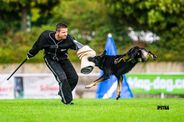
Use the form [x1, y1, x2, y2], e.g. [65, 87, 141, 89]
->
[0, 0, 184, 99]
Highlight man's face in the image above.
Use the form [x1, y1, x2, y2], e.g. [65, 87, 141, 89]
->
[56, 28, 68, 40]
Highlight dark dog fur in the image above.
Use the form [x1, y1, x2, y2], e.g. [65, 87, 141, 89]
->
[85, 46, 157, 100]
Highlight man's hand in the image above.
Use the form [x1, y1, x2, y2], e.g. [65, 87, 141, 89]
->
[27, 52, 33, 59]
[26, 55, 30, 60]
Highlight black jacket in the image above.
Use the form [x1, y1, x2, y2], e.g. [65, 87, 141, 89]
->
[28, 30, 81, 61]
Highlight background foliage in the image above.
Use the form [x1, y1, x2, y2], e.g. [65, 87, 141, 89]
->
[0, 0, 183, 63]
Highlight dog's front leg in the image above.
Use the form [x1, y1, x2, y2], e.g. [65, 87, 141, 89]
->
[116, 76, 123, 100]
[85, 75, 105, 89]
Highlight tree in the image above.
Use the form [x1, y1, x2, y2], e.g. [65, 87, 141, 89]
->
[1, 0, 59, 31]
[106, 0, 184, 33]
[105, 0, 184, 61]
[51, 0, 112, 48]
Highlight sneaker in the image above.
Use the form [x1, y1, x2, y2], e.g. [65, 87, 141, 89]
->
[65, 102, 74, 105]
[69, 102, 74, 105]
[60, 98, 74, 105]
[58, 90, 74, 105]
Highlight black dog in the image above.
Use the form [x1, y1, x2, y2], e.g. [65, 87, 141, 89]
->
[85, 46, 157, 100]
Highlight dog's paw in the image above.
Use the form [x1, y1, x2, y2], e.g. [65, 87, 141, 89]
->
[116, 96, 120, 100]
[85, 83, 95, 89]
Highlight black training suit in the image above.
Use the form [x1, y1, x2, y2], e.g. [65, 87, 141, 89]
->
[27, 30, 81, 104]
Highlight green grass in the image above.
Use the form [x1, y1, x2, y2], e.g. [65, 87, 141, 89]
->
[0, 98, 183, 122]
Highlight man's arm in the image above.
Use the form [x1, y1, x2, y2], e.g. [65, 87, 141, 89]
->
[73, 39, 84, 50]
[27, 32, 45, 59]
[68, 35, 84, 51]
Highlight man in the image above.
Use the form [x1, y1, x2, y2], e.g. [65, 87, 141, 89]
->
[27, 23, 83, 105]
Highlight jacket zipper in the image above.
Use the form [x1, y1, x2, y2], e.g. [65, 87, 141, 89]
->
[49, 32, 62, 60]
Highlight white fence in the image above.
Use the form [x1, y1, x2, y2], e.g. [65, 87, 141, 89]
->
[1, 73, 184, 99]
[0, 73, 98, 99]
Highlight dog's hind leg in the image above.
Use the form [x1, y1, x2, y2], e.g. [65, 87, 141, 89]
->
[116, 76, 123, 100]
[85, 75, 109, 89]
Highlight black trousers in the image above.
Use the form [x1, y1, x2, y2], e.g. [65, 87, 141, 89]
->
[44, 56, 78, 104]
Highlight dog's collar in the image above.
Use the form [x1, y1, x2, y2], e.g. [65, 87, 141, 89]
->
[127, 58, 137, 63]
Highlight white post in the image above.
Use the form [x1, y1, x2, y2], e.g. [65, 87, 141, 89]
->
[161, 92, 164, 99]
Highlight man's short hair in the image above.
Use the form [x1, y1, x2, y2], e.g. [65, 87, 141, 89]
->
[56, 23, 67, 31]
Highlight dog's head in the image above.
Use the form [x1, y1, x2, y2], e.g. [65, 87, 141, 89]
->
[127, 46, 157, 62]
[88, 50, 106, 68]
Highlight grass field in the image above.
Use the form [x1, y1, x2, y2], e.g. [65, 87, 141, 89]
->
[0, 98, 183, 122]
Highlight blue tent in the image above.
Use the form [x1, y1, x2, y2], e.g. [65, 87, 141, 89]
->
[96, 33, 133, 98]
